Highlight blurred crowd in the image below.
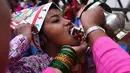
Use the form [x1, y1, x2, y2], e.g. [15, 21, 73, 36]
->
[7, 0, 48, 12]
[7, 0, 88, 23]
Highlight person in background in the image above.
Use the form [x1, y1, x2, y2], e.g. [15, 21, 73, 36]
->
[24, 0, 36, 9]
[19, 0, 26, 8]
[12, 0, 23, 11]
[74, 0, 88, 27]
[64, 0, 74, 22]
[0, 0, 11, 73]
[72, 0, 80, 20]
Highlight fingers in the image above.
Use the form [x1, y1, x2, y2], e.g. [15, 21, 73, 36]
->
[75, 30, 84, 41]
[80, 40, 87, 49]
[14, 23, 31, 34]
[72, 41, 88, 57]
[16, 23, 31, 29]
[77, 33, 84, 40]
[32, 25, 38, 34]
[13, 23, 33, 40]
[81, 6, 106, 30]
[14, 23, 38, 35]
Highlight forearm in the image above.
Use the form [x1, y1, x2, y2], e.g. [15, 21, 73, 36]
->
[92, 36, 130, 73]
[86, 27, 130, 73]
[88, 30, 107, 45]
[9, 34, 30, 62]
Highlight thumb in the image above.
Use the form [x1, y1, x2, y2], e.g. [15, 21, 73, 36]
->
[72, 42, 88, 57]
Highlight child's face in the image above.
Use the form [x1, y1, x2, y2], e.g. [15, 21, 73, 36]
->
[42, 8, 81, 47]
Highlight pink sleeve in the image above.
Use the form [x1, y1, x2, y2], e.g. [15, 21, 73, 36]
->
[92, 36, 130, 73]
[42, 67, 56, 73]
[9, 34, 30, 62]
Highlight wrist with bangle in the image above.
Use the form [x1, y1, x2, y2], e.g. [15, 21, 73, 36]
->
[50, 45, 78, 73]
[84, 25, 105, 39]
[49, 26, 105, 73]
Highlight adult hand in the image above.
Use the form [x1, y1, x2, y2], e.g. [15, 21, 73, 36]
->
[14, 23, 37, 40]
[72, 37, 88, 57]
[80, 6, 105, 30]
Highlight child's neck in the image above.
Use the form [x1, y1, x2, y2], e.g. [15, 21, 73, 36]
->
[43, 42, 60, 57]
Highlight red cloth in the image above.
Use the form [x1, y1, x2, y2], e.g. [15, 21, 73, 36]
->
[72, 0, 79, 7]
[15, 5, 22, 12]
[65, 5, 73, 22]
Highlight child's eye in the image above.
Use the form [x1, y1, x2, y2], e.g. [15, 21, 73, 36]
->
[52, 19, 59, 23]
